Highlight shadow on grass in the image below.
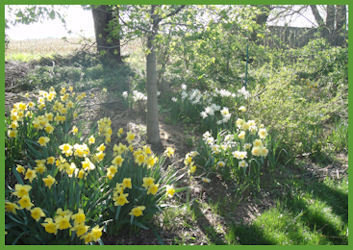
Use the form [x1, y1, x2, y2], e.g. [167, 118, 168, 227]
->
[191, 201, 227, 245]
[202, 160, 348, 245]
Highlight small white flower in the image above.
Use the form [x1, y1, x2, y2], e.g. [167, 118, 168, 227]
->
[239, 160, 248, 168]
[238, 86, 250, 99]
[220, 107, 229, 116]
[201, 111, 208, 119]
[238, 106, 246, 112]
[217, 161, 226, 167]
[122, 91, 128, 98]
[171, 97, 178, 102]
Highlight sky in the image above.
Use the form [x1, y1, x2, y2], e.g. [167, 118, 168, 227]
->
[6, 5, 95, 40]
[5, 5, 318, 41]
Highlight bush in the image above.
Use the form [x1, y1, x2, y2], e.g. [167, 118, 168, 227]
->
[248, 67, 344, 158]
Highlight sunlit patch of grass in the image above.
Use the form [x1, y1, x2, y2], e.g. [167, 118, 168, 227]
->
[227, 177, 348, 245]
[5, 52, 53, 62]
[5, 37, 87, 62]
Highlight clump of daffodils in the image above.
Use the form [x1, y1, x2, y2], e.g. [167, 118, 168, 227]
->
[97, 117, 112, 144]
[201, 117, 269, 178]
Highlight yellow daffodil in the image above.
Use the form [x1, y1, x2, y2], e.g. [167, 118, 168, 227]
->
[55, 215, 72, 230]
[31, 207, 46, 221]
[113, 193, 129, 206]
[95, 151, 105, 162]
[25, 169, 37, 183]
[129, 206, 145, 217]
[164, 147, 175, 158]
[202, 177, 211, 183]
[59, 143, 73, 156]
[106, 166, 118, 180]
[78, 169, 85, 179]
[147, 183, 159, 195]
[5, 201, 20, 214]
[189, 165, 197, 174]
[42, 175, 56, 189]
[13, 184, 32, 198]
[7, 129, 17, 138]
[41, 218, 57, 234]
[47, 156, 56, 165]
[72, 126, 78, 135]
[142, 177, 155, 189]
[72, 209, 86, 225]
[97, 143, 106, 152]
[34, 165, 46, 174]
[117, 128, 124, 137]
[16, 164, 25, 174]
[258, 128, 268, 139]
[122, 178, 132, 189]
[166, 185, 175, 197]
[126, 132, 135, 144]
[88, 135, 95, 145]
[90, 225, 103, 241]
[72, 223, 89, 237]
[18, 195, 34, 210]
[112, 155, 124, 167]
[238, 131, 246, 140]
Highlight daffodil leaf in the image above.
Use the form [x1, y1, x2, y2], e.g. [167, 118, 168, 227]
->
[132, 221, 149, 230]
[115, 206, 121, 220]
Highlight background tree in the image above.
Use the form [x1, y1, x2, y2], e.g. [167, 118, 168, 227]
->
[116, 5, 185, 148]
[310, 5, 347, 46]
[91, 5, 123, 65]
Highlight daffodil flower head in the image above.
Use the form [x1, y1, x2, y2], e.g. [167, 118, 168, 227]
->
[129, 206, 146, 217]
[31, 207, 46, 221]
[112, 155, 124, 167]
[166, 185, 175, 197]
[41, 218, 57, 234]
[5, 201, 20, 214]
[72, 209, 86, 225]
[42, 175, 56, 189]
[142, 177, 155, 189]
[147, 183, 159, 195]
[38, 136, 50, 147]
[13, 184, 32, 198]
[122, 178, 132, 189]
[16, 164, 25, 174]
[18, 195, 34, 210]
[25, 169, 37, 183]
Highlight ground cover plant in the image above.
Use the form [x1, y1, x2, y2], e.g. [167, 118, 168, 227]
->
[5, 4, 348, 245]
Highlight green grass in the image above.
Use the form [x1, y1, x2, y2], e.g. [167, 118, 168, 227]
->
[5, 52, 54, 62]
[226, 177, 348, 245]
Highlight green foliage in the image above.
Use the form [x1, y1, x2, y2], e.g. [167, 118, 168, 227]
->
[248, 66, 345, 158]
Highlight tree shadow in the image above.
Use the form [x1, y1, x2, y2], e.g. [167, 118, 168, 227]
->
[191, 200, 227, 245]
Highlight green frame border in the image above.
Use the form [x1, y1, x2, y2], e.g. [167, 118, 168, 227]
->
[1, 0, 351, 248]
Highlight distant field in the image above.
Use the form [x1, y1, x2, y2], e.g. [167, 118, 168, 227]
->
[5, 37, 95, 61]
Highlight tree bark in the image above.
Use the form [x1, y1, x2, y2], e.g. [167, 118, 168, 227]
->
[91, 5, 122, 64]
[335, 5, 347, 46]
[146, 5, 162, 148]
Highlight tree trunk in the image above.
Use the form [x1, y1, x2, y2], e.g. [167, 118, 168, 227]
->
[326, 5, 335, 44]
[146, 6, 162, 148]
[335, 5, 347, 46]
[91, 5, 122, 64]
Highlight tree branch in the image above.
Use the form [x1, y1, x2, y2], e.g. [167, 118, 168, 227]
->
[310, 5, 324, 26]
[157, 5, 185, 24]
